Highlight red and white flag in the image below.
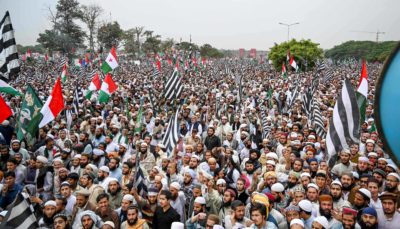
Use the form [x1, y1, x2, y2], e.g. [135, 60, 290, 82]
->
[39, 78, 65, 128]
[0, 95, 12, 123]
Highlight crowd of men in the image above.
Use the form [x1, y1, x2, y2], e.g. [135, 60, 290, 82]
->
[0, 55, 399, 229]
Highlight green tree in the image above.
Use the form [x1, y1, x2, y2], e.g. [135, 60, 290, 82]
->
[325, 40, 397, 62]
[142, 30, 162, 54]
[17, 44, 45, 54]
[160, 38, 175, 53]
[133, 26, 144, 56]
[37, 0, 85, 53]
[269, 39, 323, 70]
[177, 41, 198, 51]
[97, 21, 124, 50]
[123, 28, 137, 56]
[81, 4, 103, 52]
[200, 44, 224, 58]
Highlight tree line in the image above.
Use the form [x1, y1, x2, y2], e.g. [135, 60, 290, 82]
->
[35, 0, 223, 58]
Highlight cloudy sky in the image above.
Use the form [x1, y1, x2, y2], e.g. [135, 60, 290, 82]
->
[2, 0, 400, 50]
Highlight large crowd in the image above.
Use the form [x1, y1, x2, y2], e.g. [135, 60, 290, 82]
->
[0, 55, 399, 229]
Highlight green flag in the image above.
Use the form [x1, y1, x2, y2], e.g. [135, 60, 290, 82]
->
[125, 97, 131, 121]
[16, 85, 43, 145]
[134, 103, 143, 133]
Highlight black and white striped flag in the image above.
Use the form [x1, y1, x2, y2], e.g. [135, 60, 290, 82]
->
[0, 192, 38, 229]
[287, 85, 299, 111]
[86, 69, 97, 81]
[326, 80, 360, 159]
[152, 68, 160, 80]
[73, 85, 84, 114]
[134, 166, 148, 197]
[301, 90, 312, 118]
[311, 97, 326, 139]
[57, 56, 67, 70]
[162, 106, 181, 155]
[164, 69, 183, 100]
[310, 76, 319, 96]
[322, 68, 334, 84]
[0, 11, 20, 81]
[258, 99, 271, 139]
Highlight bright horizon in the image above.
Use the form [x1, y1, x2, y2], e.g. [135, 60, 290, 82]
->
[2, 0, 400, 50]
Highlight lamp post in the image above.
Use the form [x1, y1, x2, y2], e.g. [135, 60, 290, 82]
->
[279, 22, 300, 41]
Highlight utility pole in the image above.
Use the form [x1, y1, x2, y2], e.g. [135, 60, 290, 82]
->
[279, 22, 300, 41]
[350, 30, 386, 42]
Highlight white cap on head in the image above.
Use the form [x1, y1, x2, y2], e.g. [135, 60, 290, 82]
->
[300, 172, 311, 178]
[307, 183, 319, 191]
[93, 149, 104, 156]
[103, 221, 115, 228]
[216, 179, 226, 185]
[290, 218, 304, 228]
[266, 152, 278, 160]
[271, 183, 285, 193]
[358, 156, 369, 163]
[331, 180, 342, 187]
[170, 182, 181, 190]
[171, 222, 184, 229]
[44, 200, 57, 207]
[314, 216, 329, 229]
[194, 197, 206, 205]
[366, 139, 375, 144]
[387, 172, 400, 181]
[99, 166, 110, 173]
[358, 188, 372, 199]
[36, 155, 48, 164]
[298, 199, 313, 212]
[123, 194, 134, 202]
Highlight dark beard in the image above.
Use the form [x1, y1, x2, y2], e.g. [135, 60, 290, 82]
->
[43, 214, 54, 225]
[358, 220, 377, 229]
[287, 182, 296, 188]
[127, 217, 138, 226]
[332, 195, 341, 201]
[342, 183, 353, 191]
[223, 201, 231, 208]
[319, 208, 332, 221]
[385, 186, 397, 192]
[98, 176, 104, 181]
[246, 169, 254, 175]
[184, 180, 192, 186]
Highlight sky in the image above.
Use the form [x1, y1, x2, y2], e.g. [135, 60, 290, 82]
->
[2, 0, 400, 50]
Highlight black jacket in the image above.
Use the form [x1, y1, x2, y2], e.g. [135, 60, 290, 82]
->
[152, 206, 181, 229]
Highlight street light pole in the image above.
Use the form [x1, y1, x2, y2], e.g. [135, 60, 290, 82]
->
[279, 22, 300, 41]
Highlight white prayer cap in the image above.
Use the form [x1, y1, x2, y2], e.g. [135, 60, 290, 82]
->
[37, 155, 48, 164]
[307, 183, 319, 191]
[123, 194, 134, 202]
[216, 179, 226, 185]
[387, 172, 400, 181]
[93, 149, 104, 156]
[194, 197, 206, 205]
[44, 200, 57, 207]
[290, 218, 304, 228]
[171, 222, 184, 229]
[99, 166, 110, 173]
[298, 199, 313, 212]
[170, 182, 181, 190]
[314, 216, 329, 229]
[271, 183, 284, 193]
